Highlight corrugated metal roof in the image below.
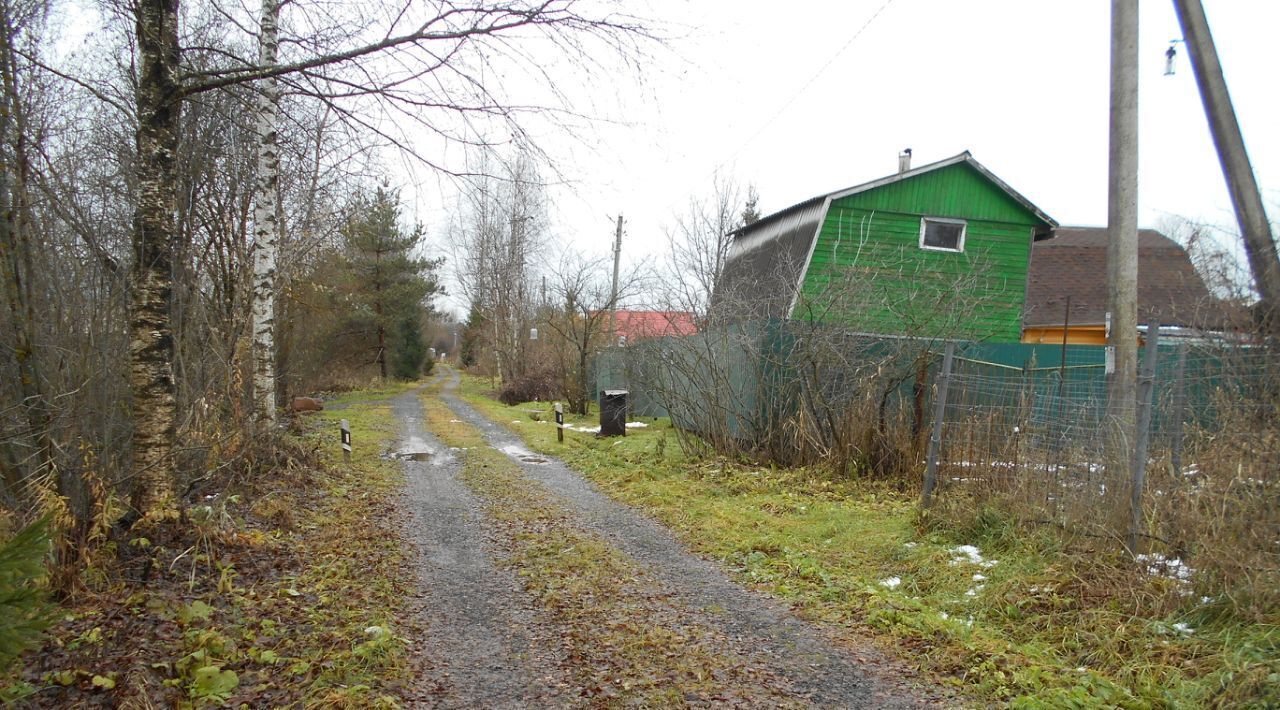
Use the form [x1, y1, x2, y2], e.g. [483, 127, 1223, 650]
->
[730, 151, 1057, 239]
[712, 197, 827, 322]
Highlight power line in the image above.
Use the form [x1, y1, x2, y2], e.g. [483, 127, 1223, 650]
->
[714, 0, 898, 172]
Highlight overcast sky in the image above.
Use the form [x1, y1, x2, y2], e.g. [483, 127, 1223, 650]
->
[406, 0, 1277, 315]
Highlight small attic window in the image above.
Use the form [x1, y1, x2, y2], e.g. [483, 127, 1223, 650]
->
[919, 217, 966, 252]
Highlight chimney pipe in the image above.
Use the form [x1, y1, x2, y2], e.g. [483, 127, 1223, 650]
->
[898, 148, 913, 174]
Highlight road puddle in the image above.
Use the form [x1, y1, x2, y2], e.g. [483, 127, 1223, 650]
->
[499, 443, 548, 465]
[385, 435, 444, 463]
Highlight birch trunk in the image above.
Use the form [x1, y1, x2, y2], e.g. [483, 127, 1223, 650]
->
[129, 0, 180, 517]
[251, 0, 281, 422]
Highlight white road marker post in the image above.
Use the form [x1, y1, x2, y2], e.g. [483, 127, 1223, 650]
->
[340, 418, 352, 462]
[554, 402, 564, 443]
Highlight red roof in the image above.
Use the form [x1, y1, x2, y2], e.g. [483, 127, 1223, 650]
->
[610, 310, 697, 342]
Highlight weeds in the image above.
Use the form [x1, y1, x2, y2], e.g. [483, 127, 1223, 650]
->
[4, 391, 423, 706]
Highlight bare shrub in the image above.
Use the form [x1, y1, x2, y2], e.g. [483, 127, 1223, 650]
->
[498, 368, 560, 406]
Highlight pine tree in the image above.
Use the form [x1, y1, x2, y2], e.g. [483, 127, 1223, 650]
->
[390, 315, 427, 380]
[339, 186, 443, 379]
[0, 518, 51, 672]
[740, 185, 762, 226]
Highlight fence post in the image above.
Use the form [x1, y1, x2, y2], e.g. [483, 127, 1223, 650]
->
[340, 419, 352, 462]
[554, 402, 564, 443]
[1127, 321, 1161, 554]
[1168, 343, 1189, 478]
[921, 342, 955, 509]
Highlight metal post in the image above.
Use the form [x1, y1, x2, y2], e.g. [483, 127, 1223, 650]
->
[1172, 0, 1280, 328]
[1128, 320, 1161, 555]
[1050, 297, 1072, 499]
[1106, 0, 1140, 498]
[340, 418, 352, 462]
[554, 402, 564, 443]
[1168, 342, 1189, 477]
[921, 342, 955, 509]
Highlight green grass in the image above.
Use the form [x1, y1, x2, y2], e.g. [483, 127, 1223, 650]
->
[454, 369, 1280, 708]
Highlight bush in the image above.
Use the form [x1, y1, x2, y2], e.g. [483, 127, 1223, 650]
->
[0, 517, 52, 672]
[498, 369, 560, 405]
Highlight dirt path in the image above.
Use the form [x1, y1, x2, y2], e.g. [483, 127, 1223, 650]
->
[393, 388, 573, 708]
[426, 369, 951, 708]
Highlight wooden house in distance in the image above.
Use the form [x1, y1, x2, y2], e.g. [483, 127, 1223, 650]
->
[711, 151, 1057, 342]
[1021, 227, 1225, 344]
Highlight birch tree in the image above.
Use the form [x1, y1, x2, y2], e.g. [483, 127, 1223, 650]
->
[250, 0, 281, 423]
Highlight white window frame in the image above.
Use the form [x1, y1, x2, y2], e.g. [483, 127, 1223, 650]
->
[918, 217, 967, 253]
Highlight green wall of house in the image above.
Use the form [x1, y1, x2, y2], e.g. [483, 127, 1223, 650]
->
[794, 162, 1044, 342]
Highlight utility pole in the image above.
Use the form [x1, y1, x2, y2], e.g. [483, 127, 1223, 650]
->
[610, 214, 623, 345]
[1172, 0, 1280, 330]
[1105, 0, 1140, 501]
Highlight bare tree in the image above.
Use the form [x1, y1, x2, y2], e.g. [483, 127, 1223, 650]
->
[662, 173, 752, 321]
[541, 251, 647, 414]
[452, 150, 547, 383]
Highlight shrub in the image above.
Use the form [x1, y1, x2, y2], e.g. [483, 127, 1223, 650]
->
[0, 517, 52, 672]
[498, 368, 560, 405]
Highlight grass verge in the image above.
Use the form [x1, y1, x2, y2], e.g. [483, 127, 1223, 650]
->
[455, 369, 1280, 708]
[421, 387, 804, 707]
[7, 385, 424, 708]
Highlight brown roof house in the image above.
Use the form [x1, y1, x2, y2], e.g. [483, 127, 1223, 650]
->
[1022, 227, 1226, 344]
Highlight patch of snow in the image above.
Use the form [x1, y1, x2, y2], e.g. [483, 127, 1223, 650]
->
[949, 545, 998, 568]
[903, 542, 918, 549]
[1170, 622, 1195, 635]
[625, 421, 648, 428]
[939, 611, 949, 620]
[1136, 553, 1194, 583]
[510, 420, 522, 424]
[972, 573, 986, 582]
[879, 576, 901, 589]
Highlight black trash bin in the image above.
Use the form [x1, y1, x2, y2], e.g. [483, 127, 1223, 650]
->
[599, 389, 628, 437]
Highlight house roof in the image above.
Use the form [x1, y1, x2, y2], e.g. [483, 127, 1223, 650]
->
[611, 310, 697, 341]
[729, 151, 1058, 238]
[1023, 227, 1222, 329]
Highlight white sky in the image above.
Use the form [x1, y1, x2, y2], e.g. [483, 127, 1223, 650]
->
[406, 0, 1278, 315]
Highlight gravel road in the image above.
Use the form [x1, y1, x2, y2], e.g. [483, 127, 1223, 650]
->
[427, 369, 955, 708]
[393, 388, 572, 709]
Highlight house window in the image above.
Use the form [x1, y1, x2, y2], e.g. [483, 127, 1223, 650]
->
[919, 217, 966, 252]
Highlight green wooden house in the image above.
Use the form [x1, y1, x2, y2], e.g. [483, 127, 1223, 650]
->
[712, 151, 1057, 342]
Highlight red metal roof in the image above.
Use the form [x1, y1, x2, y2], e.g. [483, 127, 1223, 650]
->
[609, 310, 698, 342]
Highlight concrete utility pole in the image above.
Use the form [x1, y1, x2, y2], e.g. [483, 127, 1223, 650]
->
[1106, 0, 1140, 493]
[610, 214, 623, 344]
[1172, 0, 1280, 329]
